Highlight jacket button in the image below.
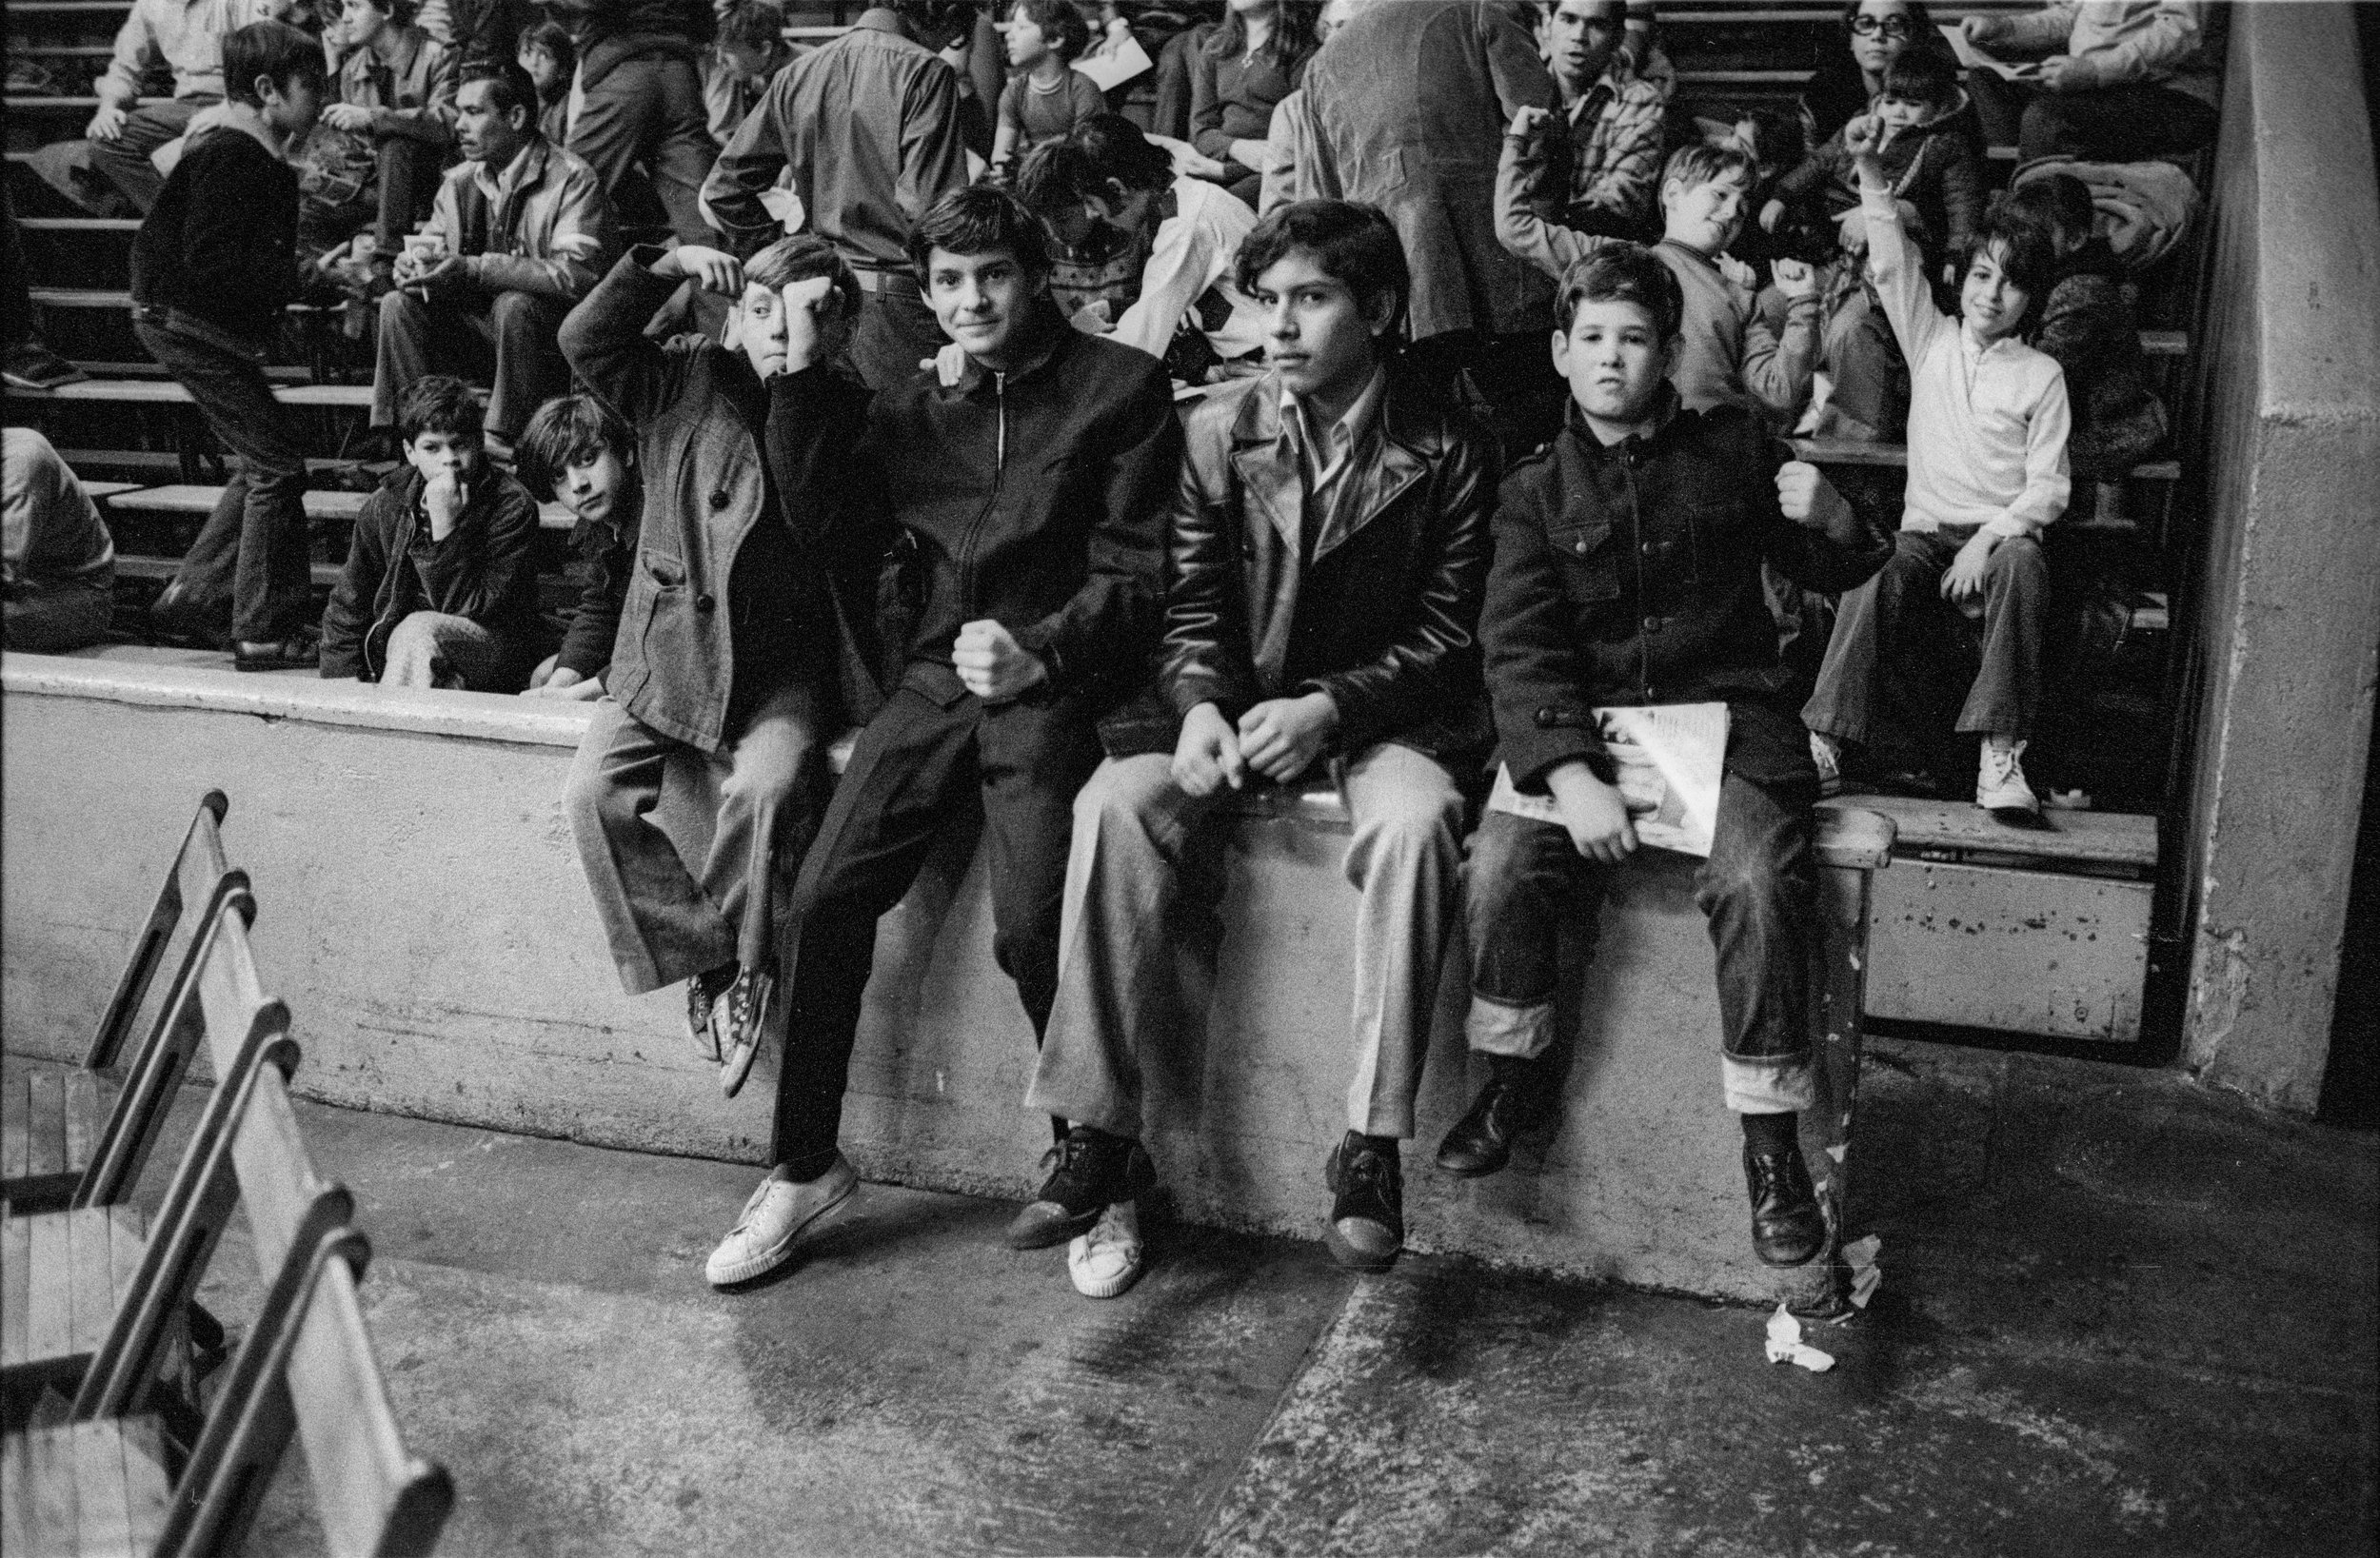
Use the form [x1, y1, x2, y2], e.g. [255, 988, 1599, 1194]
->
[1642, 542, 1658, 556]
[1573, 540, 1589, 554]
[708, 490, 729, 509]
[1535, 706, 1556, 726]
[1643, 616, 1661, 632]
[695, 593, 716, 613]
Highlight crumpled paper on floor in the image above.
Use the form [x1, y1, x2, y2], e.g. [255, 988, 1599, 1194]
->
[1766, 1304, 1836, 1371]
[1844, 1234, 1883, 1310]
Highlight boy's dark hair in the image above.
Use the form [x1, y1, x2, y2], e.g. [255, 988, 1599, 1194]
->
[889, 0, 978, 49]
[1010, 139, 1077, 221]
[2007, 172, 2095, 247]
[1013, 0, 1091, 63]
[516, 392, 634, 499]
[744, 232, 862, 323]
[1880, 47, 1957, 108]
[463, 60, 542, 127]
[519, 19, 578, 99]
[222, 19, 327, 107]
[1017, 113, 1173, 215]
[1660, 140, 1755, 196]
[906, 185, 1051, 285]
[719, 0, 790, 56]
[396, 374, 486, 446]
[1233, 200, 1411, 342]
[1555, 243, 1684, 342]
[347, 0, 416, 29]
[1967, 208, 2060, 321]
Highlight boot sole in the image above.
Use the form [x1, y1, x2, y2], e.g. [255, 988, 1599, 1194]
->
[705, 1173, 857, 1287]
[1323, 1220, 1399, 1273]
[1006, 1202, 1101, 1252]
[1432, 1147, 1510, 1179]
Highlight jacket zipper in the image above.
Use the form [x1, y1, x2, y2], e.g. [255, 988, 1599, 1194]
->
[954, 369, 1006, 621]
[1619, 452, 1654, 702]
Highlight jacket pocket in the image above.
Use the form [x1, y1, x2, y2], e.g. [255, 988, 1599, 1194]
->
[1547, 519, 1620, 602]
[641, 550, 686, 589]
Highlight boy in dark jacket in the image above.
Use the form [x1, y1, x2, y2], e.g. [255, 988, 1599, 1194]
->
[558, 232, 876, 1113]
[704, 187, 1182, 1291]
[1449, 245, 1887, 1268]
[516, 391, 637, 702]
[132, 19, 327, 669]
[319, 374, 542, 687]
[1019, 201, 1497, 1293]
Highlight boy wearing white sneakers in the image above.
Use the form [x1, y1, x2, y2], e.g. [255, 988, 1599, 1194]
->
[1800, 112, 2071, 818]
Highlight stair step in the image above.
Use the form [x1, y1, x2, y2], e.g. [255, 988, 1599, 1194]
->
[101, 483, 578, 530]
[18, 377, 374, 406]
[17, 217, 139, 232]
[1793, 438, 2180, 483]
[60, 448, 396, 480]
[6, 2, 137, 12]
[113, 551, 343, 588]
[59, 359, 318, 382]
[2, 97, 169, 111]
[1834, 792, 2157, 871]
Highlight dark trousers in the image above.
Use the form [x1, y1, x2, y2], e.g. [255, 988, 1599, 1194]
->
[842, 288, 946, 393]
[133, 316, 313, 644]
[1968, 73, 2220, 166]
[373, 286, 569, 439]
[1464, 773, 1820, 1112]
[87, 97, 215, 214]
[768, 678, 1106, 1176]
[567, 51, 715, 247]
[1803, 528, 2047, 747]
[4, 578, 114, 652]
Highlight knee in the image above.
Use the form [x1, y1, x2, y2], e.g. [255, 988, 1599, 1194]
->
[1987, 534, 2046, 589]
[1356, 791, 1462, 865]
[378, 287, 427, 334]
[563, 745, 629, 836]
[488, 289, 544, 337]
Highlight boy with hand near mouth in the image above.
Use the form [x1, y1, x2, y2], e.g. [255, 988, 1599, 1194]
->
[1451, 244, 1887, 1267]
[1801, 112, 2071, 818]
[319, 373, 543, 688]
[558, 232, 877, 1110]
[1498, 121, 1824, 429]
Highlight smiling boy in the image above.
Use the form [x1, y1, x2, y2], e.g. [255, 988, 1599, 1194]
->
[703, 187, 1181, 1290]
[1448, 244, 1887, 1268]
[1019, 200, 1497, 1292]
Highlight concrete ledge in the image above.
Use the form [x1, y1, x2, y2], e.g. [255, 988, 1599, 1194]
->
[3, 653, 1892, 1301]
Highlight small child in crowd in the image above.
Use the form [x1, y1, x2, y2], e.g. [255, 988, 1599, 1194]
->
[993, 0, 1102, 179]
[1453, 244, 1886, 1268]
[1772, 47, 1984, 287]
[1499, 118, 1823, 429]
[1728, 108, 1826, 291]
[1802, 114, 2072, 818]
[517, 18, 576, 144]
[706, 0, 791, 148]
[320, 374, 544, 689]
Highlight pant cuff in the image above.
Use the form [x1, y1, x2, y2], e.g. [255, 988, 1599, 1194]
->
[1466, 995, 1554, 1060]
[1722, 1054, 1817, 1114]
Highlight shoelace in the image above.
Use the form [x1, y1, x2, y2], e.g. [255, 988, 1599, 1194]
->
[1745, 1151, 1799, 1203]
[1338, 1145, 1392, 1202]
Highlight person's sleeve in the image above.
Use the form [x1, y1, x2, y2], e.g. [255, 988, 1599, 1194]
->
[409, 478, 540, 625]
[554, 517, 630, 679]
[1188, 49, 1234, 162]
[2031, 274, 2118, 383]
[703, 58, 738, 147]
[1496, 131, 1601, 282]
[423, 165, 462, 252]
[1108, 194, 1214, 361]
[1303, 419, 1497, 755]
[1753, 427, 1892, 592]
[1484, 475, 1608, 789]
[1007, 359, 1183, 690]
[1574, 80, 1664, 218]
[1287, 87, 1338, 201]
[1996, 2, 2084, 54]
[1482, 1, 1562, 120]
[703, 69, 793, 257]
[95, 2, 156, 107]
[469, 162, 607, 299]
[183, 150, 299, 308]
[1775, 140, 1836, 203]
[2073, 0, 2201, 83]
[317, 498, 386, 680]
[1860, 180, 1947, 364]
[1070, 71, 1103, 126]
[1987, 365, 2072, 538]
[995, 77, 1022, 138]
[374, 38, 458, 145]
[1157, 412, 1260, 721]
[559, 247, 691, 424]
[1737, 290, 1822, 422]
[898, 60, 972, 228]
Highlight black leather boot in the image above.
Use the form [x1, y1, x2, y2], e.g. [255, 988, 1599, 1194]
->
[1434, 1060, 1549, 1178]
[1744, 1144, 1826, 1267]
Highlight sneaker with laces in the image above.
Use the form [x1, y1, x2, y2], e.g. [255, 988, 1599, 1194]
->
[1809, 731, 1843, 798]
[1323, 1131, 1404, 1272]
[704, 1156, 858, 1287]
[1004, 1127, 1151, 1250]
[1067, 1199, 1145, 1299]
[685, 960, 735, 1063]
[1975, 736, 2040, 817]
[717, 964, 774, 1099]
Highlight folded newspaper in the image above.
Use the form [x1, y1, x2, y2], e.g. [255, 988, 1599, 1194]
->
[1487, 702, 1730, 858]
[1938, 22, 2039, 81]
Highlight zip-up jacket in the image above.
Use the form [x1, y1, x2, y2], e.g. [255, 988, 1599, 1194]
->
[1485, 392, 1890, 791]
[318, 463, 544, 681]
[854, 305, 1182, 711]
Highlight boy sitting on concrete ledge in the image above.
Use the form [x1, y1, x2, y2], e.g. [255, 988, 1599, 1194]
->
[1451, 244, 1887, 1269]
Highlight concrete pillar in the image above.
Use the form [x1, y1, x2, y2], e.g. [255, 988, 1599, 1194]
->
[2176, 2, 2380, 1113]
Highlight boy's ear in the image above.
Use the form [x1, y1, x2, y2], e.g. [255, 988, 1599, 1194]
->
[254, 72, 281, 105]
[1362, 286, 1399, 341]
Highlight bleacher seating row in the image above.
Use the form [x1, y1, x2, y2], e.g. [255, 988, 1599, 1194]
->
[2, 793, 451, 1557]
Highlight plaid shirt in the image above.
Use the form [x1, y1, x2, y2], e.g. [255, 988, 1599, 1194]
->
[1565, 60, 1665, 222]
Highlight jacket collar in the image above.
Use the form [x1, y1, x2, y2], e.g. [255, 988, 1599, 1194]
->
[943, 301, 1070, 398]
[1228, 363, 1429, 562]
[1560, 383, 1683, 466]
[852, 6, 920, 45]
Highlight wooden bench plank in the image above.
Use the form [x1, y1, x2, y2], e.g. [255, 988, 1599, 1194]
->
[1, 1426, 31, 1558]
[24, 1421, 77, 1558]
[117, 1416, 172, 1549]
[68, 1200, 115, 1365]
[25, 1071, 65, 1181]
[14, 218, 142, 233]
[17, 378, 375, 407]
[60, 1072, 100, 1179]
[2, 1072, 29, 1186]
[1791, 436, 2179, 481]
[70, 1418, 136, 1558]
[1, 1219, 30, 1372]
[26, 1212, 74, 1373]
[1844, 791, 2158, 869]
[102, 482, 579, 530]
[111, 553, 346, 590]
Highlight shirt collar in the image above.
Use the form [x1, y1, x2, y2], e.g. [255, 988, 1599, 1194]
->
[1280, 364, 1388, 486]
[852, 6, 911, 39]
[474, 136, 545, 202]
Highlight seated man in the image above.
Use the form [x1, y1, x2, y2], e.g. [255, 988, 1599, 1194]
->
[1021, 200, 1496, 1292]
[1961, 1, 2220, 166]
[319, 374, 544, 689]
[703, 187, 1181, 1291]
[1537, 0, 1665, 239]
[2, 427, 116, 654]
[69, 0, 296, 214]
[303, 0, 459, 259]
[373, 60, 609, 459]
[1451, 245, 1887, 1267]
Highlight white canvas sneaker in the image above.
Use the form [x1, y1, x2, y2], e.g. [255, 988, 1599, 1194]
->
[704, 1156, 858, 1287]
[1976, 736, 2039, 815]
[1067, 1199, 1145, 1300]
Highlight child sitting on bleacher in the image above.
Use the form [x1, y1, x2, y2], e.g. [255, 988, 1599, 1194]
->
[1497, 122, 1824, 430]
[517, 20, 577, 144]
[1802, 115, 2072, 818]
[1452, 244, 1886, 1268]
[319, 374, 544, 689]
[992, 0, 1103, 180]
[704, 0, 790, 148]
[516, 392, 635, 702]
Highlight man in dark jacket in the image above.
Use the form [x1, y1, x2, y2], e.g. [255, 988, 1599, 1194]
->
[1017, 202, 1497, 1294]
[1450, 245, 1888, 1269]
[319, 374, 542, 687]
[557, 232, 877, 1120]
[704, 187, 1182, 1291]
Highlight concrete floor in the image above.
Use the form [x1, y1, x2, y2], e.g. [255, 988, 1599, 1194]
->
[58, 1035, 2380, 1557]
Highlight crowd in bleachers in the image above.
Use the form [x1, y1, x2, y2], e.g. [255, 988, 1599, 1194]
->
[4, 0, 2224, 1298]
